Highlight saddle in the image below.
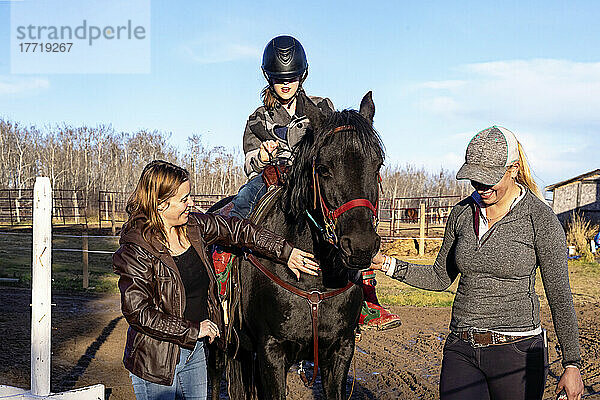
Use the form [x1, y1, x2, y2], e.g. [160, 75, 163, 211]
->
[215, 186, 284, 358]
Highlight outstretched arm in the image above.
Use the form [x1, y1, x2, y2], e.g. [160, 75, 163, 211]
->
[243, 112, 271, 177]
[371, 207, 460, 291]
[193, 213, 318, 278]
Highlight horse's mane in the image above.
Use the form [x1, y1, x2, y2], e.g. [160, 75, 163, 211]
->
[283, 109, 385, 230]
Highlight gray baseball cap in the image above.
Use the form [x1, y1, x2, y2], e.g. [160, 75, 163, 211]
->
[456, 126, 519, 186]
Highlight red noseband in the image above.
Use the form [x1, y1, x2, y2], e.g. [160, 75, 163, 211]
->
[311, 125, 379, 245]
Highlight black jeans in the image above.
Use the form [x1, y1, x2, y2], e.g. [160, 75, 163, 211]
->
[439, 332, 549, 400]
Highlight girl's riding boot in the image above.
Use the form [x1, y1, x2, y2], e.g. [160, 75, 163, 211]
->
[359, 269, 402, 330]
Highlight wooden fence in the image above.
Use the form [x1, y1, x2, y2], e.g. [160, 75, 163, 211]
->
[1, 187, 461, 243]
[0, 188, 87, 227]
[97, 191, 228, 234]
[377, 195, 461, 240]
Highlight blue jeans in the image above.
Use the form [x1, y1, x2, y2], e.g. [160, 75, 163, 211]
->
[130, 340, 208, 400]
[230, 173, 267, 219]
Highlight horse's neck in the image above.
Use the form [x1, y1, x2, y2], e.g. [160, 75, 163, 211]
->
[262, 202, 349, 290]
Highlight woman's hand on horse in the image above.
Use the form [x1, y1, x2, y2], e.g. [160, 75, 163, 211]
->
[288, 248, 319, 280]
[259, 140, 279, 162]
[198, 319, 220, 343]
[370, 251, 386, 271]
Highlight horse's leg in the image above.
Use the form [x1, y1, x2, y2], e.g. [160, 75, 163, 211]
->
[255, 337, 288, 400]
[225, 350, 255, 400]
[320, 336, 355, 400]
[207, 345, 224, 400]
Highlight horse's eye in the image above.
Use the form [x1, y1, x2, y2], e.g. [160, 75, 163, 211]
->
[317, 165, 331, 177]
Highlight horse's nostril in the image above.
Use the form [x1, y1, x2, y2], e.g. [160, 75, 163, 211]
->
[340, 237, 352, 255]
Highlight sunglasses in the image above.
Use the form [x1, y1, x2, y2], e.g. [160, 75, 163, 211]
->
[271, 76, 300, 85]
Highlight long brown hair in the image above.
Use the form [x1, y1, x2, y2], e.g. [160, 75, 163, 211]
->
[261, 78, 306, 110]
[515, 141, 544, 200]
[261, 85, 279, 110]
[124, 160, 189, 249]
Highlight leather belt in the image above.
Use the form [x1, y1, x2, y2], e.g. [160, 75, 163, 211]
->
[455, 330, 533, 348]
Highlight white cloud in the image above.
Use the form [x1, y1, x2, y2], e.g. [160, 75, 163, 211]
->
[0, 77, 49, 95]
[515, 129, 594, 188]
[179, 40, 260, 64]
[413, 59, 600, 185]
[419, 59, 600, 128]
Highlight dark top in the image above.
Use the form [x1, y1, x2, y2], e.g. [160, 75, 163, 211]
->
[174, 246, 209, 323]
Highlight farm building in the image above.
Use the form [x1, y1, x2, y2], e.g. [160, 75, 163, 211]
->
[545, 169, 600, 226]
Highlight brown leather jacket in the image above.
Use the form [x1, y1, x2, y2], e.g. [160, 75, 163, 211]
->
[113, 212, 293, 385]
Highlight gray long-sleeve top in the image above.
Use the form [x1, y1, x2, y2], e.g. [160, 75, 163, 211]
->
[391, 189, 581, 367]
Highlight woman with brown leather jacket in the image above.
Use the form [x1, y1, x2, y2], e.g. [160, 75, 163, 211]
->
[113, 160, 319, 400]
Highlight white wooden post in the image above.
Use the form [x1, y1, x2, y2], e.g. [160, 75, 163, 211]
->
[82, 233, 89, 289]
[15, 197, 21, 224]
[0, 177, 105, 399]
[419, 202, 426, 257]
[31, 177, 52, 396]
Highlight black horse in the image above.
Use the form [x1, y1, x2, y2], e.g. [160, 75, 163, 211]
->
[213, 92, 384, 399]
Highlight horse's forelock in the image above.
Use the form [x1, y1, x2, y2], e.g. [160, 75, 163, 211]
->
[283, 109, 385, 226]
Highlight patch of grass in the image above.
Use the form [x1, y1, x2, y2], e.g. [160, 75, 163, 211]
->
[565, 212, 599, 262]
[536, 258, 600, 303]
[376, 256, 458, 308]
[377, 254, 600, 308]
[0, 232, 119, 293]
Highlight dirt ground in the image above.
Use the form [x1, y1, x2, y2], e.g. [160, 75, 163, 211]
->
[1, 286, 599, 399]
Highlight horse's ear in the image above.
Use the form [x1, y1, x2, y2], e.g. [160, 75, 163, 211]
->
[359, 91, 375, 125]
[302, 91, 327, 131]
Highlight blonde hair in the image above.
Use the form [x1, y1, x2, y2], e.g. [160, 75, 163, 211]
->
[124, 160, 189, 250]
[515, 142, 544, 200]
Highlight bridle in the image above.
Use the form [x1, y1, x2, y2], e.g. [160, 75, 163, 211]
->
[309, 124, 381, 246]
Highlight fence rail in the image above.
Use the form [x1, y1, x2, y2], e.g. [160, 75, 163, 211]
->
[97, 191, 229, 234]
[377, 195, 461, 239]
[2, 187, 460, 242]
[0, 188, 87, 227]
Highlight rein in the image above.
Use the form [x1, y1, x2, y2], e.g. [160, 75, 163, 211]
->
[246, 253, 354, 387]
[310, 124, 380, 245]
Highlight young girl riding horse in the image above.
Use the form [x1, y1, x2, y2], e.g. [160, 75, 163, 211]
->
[214, 35, 400, 330]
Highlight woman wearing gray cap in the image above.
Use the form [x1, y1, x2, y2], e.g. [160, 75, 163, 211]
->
[371, 126, 584, 400]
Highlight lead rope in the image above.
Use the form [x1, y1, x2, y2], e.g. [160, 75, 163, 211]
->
[347, 355, 356, 400]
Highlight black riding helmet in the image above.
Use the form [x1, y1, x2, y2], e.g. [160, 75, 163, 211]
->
[262, 35, 308, 82]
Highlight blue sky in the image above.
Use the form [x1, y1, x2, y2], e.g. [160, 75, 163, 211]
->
[0, 0, 598, 191]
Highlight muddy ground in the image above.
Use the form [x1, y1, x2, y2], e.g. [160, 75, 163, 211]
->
[1, 286, 599, 399]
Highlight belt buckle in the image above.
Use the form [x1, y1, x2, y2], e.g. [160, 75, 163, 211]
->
[468, 328, 488, 348]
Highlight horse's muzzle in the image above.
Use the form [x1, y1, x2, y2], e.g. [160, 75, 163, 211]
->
[339, 235, 380, 270]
